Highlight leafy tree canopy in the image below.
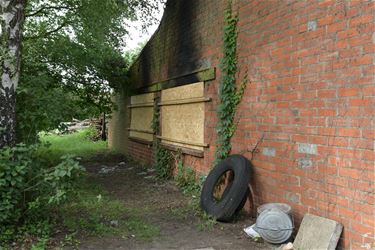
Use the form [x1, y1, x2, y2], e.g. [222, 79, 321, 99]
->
[18, 0, 164, 142]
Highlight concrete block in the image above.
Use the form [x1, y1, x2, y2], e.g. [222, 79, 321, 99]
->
[298, 143, 317, 155]
[263, 147, 276, 157]
[293, 214, 343, 250]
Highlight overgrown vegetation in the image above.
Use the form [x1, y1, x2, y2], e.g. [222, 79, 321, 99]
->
[38, 127, 107, 164]
[151, 96, 174, 179]
[215, 2, 246, 164]
[154, 147, 173, 179]
[175, 158, 201, 195]
[0, 144, 84, 245]
[0, 129, 162, 248]
[60, 182, 159, 241]
[172, 156, 217, 231]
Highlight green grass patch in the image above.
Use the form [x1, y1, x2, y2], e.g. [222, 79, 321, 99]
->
[60, 181, 159, 241]
[38, 128, 107, 163]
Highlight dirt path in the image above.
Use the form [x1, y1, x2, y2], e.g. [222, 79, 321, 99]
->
[75, 154, 272, 250]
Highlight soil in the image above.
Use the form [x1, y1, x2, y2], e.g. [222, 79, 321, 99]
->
[69, 154, 273, 250]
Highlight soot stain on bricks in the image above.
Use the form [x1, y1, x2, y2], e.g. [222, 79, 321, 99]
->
[167, 1, 199, 77]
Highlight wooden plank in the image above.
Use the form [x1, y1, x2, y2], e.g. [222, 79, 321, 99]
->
[129, 136, 153, 145]
[160, 143, 204, 158]
[129, 92, 155, 142]
[160, 82, 206, 151]
[157, 135, 209, 148]
[135, 67, 216, 94]
[158, 97, 211, 106]
[128, 102, 154, 108]
[127, 128, 154, 134]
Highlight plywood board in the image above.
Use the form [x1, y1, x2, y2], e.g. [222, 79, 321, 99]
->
[129, 131, 153, 141]
[131, 92, 154, 105]
[161, 82, 204, 102]
[129, 93, 155, 142]
[161, 82, 205, 151]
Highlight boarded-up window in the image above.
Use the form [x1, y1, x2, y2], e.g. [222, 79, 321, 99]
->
[159, 82, 209, 151]
[129, 93, 155, 142]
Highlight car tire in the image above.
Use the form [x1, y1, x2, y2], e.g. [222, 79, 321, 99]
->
[200, 155, 251, 222]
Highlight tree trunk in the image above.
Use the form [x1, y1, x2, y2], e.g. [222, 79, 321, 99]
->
[0, 0, 26, 148]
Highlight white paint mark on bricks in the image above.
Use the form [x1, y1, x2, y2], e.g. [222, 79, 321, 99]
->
[307, 20, 317, 31]
[262, 147, 276, 157]
[298, 143, 317, 155]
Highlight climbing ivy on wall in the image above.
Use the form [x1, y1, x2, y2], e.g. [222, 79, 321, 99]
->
[214, 1, 246, 164]
[151, 96, 173, 179]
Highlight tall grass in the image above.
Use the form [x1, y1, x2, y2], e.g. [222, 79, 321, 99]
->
[38, 128, 108, 163]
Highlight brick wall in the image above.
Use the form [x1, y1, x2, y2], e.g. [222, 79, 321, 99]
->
[113, 0, 375, 249]
[127, 140, 153, 165]
[230, 1, 374, 249]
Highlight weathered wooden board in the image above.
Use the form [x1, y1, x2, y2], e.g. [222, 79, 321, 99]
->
[160, 82, 206, 151]
[129, 93, 155, 142]
[161, 82, 204, 101]
[131, 92, 154, 105]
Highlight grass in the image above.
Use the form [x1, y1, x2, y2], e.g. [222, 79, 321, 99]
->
[60, 181, 160, 242]
[38, 129, 160, 244]
[172, 161, 217, 231]
[37, 128, 108, 163]
[17, 129, 158, 248]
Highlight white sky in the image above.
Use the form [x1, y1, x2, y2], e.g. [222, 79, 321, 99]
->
[125, 6, 165, 52]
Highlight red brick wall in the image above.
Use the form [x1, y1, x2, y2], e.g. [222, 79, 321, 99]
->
[127, 140, 153, 165]
[118, 1, 375, 249]
[227, 1, 374, 249]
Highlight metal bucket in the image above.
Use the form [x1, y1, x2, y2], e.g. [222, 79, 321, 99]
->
[255, 204, 294, 244]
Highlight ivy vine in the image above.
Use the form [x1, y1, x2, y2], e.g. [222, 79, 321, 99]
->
[214, 2, 246, 165]
[151, 96, 173, 179]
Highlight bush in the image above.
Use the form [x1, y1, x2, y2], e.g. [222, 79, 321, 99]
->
[82, 126, 101, 141]
[0, 144, 85, 242]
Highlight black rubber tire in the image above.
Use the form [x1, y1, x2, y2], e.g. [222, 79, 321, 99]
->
[200, 155, 251, 222]
[235, 187, 250, 214]
[222, 182, 250, 216]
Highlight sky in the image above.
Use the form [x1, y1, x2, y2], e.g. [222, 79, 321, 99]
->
[125, 5, 165, 52]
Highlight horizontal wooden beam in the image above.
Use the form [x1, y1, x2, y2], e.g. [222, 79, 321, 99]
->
[127, 102, 154, 108]
[157, 135, 209, 148]
[160, 143, 204, 158]
[129, 136, 153, 145]
[127, 128, 154, 134]
[158, 97, 211, 106]
[136, 67, 216, 94]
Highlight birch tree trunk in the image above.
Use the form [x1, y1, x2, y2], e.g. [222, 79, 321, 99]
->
[0, 0, 26, 148]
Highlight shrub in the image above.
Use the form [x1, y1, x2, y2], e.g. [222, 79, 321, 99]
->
[0, 144, 85, 242]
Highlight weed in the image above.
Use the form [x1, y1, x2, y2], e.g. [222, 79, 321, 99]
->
[175, 160, 201, 195]
[0, 144, 84, 245]
[154, 146, 173, 179]
[60, 181, 159, 241]
[59, 232, 80, 248]
[197, 213, 217, 231]
[172, 160, 217, 231]
[30, 238, 49, 250]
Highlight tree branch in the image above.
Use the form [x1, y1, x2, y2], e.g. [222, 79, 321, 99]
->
[24, 20, 70, 40]
[26, 5, 75, 17]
